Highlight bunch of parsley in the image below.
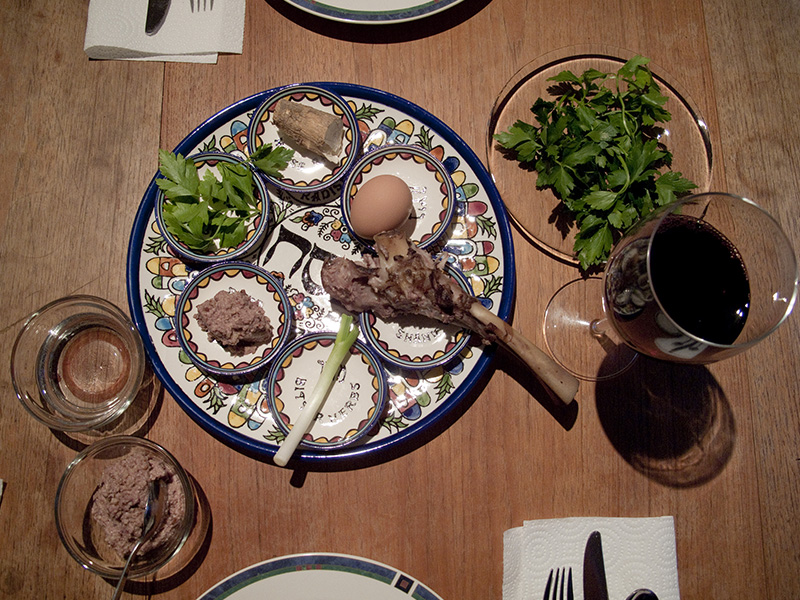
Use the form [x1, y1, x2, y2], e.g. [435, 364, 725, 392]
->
[494, 55, 696, 270]
[156, 144, 293, 253]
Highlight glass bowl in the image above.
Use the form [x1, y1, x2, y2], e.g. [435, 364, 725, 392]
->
[11, 296, 146, 432]
[55, 435, 196, 579]
[487, 44, 713, 264]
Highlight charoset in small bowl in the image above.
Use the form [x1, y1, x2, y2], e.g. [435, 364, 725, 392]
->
[55, 435, 196, 580]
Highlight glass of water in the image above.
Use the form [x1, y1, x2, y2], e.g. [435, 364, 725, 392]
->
[11, 295, 146, 432]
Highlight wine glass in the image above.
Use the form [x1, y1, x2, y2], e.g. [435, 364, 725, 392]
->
[544, 192, 799, 380]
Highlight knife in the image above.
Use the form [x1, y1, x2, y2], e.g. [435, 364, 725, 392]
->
[145, 0, 171, 36]
[583, 531, 610, 600]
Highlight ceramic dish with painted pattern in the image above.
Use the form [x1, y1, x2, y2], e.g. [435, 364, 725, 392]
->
[174, 262, 293, 378]
[266, 330, 388, 450]
[247, 84, 361, 200]
[155, 152, 271, 265]
[341, 144, 457, 250]
[359, 260, 474, 370]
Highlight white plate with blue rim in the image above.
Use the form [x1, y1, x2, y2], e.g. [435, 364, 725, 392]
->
[196, 553, 445, 600]
[280, 0, 464, 24]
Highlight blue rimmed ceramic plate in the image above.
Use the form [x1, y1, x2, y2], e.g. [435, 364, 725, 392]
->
[128, 83, 516, 468]
[266, 330, 387, 450]
[174, 262, 293, 378]
[359, 260, 473, 370]
[155, 152, 271, 265]
[197, 553, 445, 600]
[247, 84, 361, 200]
[341, 144, 457, 249]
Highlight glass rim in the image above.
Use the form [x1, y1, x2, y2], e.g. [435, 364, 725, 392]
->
[10, 295, 146, 431]
[644, 192, 799, 350]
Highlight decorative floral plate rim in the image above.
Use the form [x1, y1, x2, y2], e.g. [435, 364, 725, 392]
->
[127, 82, 516, 467]
[196, 552, 445, 600]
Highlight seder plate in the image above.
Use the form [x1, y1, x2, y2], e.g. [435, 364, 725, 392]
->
[127, 82, 515, 468]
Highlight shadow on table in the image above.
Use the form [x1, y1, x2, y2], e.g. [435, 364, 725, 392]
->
[52, 363, 165, 452]
[495, 344, 580, 431]
[595, 355, 736, 487]
[263, 0, 493, 43]
[280, 335, 579, 484]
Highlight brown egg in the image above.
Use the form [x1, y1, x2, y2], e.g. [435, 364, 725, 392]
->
[348, 174, 413, 239]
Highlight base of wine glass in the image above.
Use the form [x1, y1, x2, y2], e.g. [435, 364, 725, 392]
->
[544, 277, 638, 381]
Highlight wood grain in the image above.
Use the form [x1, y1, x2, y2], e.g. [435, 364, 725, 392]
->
[1, 0, 799, 598]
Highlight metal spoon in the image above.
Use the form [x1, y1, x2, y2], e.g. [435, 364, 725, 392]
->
[111, 479, 164, 600]
[626, 590, 659, 600]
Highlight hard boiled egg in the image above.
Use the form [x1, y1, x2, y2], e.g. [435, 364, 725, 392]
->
[348, 174, 413, 239]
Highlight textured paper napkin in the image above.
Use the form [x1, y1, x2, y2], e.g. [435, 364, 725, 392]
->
[504, 516, 680, 600]
[84, 0, 245, 63]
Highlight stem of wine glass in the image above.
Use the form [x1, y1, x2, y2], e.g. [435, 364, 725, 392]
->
[543, 278, 638, 381]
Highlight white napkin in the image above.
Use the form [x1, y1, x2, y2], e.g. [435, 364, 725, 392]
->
[504, 516, 680, 600]
[84, 0, 245, 63]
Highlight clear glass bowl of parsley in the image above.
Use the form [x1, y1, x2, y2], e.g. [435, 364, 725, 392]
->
[489, 49, 712, 271]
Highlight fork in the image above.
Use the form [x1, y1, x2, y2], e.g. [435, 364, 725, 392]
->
[543, 567, 574, 600]
[190, 0, 213, 12]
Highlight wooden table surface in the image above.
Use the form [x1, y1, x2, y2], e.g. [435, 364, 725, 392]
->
[1, 0, 799, 598]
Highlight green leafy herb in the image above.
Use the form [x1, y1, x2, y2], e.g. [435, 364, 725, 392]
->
[156, 144, 293, 253]
[494, 55, 697, 270]
[249, 143, 295, 177]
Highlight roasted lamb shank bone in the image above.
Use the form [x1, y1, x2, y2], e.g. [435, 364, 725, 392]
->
[321, 230, 579, 404]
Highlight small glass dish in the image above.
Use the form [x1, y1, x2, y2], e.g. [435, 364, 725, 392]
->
[340, 144, 457, 250]
[174, 262, 294, 378]
[487, 44, 713, 264]
[155, 151, 271, 265]
[247, 84, 361, 200]
[266, 330, 388, 451]
[11, 295, 146, 432]
[55, 435, 196, 580]
[358, 261, 474, 370]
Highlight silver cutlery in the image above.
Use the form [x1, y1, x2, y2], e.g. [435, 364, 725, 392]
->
[110, 480, 164, 600]
[543, 567, 574, 600]
[583, 531, 659, 600]
[583, 531, 609, 600]
[190, 0, 214, 11]
[145, 0, 171, 35]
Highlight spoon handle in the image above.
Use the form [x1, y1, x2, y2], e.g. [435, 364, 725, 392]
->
[110, 539, 143, 600]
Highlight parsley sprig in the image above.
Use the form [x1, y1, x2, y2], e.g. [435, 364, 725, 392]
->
[494, 55, 697, 270]
[156, 145, 293, 253]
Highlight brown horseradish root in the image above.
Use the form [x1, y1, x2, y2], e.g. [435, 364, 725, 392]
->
[273, 98, 344, 164]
